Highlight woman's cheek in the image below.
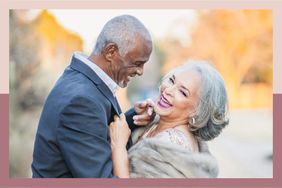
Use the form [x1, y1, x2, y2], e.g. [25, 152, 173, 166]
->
[159, 85, 165, 93]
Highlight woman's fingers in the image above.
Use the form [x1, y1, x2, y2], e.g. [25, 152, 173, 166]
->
[114, 115, 119, 121]
[109, 122, 130, 149]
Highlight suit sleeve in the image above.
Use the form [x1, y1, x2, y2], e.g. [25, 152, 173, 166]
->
[57, 96, 116, 178]
[125, 108, 138, 132]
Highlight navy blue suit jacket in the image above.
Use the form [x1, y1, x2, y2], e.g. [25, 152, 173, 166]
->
[31, 56, 137, 178]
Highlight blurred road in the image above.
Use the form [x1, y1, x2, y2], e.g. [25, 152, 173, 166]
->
[208, 109, 273, 178]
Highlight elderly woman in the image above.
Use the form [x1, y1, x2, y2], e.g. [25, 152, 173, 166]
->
[109, 61, 229, 178]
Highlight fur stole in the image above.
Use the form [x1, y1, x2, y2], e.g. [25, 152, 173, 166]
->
[128, 131, 219, 178]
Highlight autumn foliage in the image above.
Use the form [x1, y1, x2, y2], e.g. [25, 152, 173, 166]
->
[161, 10, 272, 109]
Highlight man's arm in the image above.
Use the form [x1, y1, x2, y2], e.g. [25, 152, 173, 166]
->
[58, 96, 115, 178]
[125, 108, 138, 132]
[125, 99, 155, 131]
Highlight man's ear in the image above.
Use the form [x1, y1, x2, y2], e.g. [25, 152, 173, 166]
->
[102, 43, 119, 62]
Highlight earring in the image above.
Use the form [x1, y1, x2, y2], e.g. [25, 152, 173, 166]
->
[191, 117, 195, 125]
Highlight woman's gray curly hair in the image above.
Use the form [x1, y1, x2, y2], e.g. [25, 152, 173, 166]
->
[168, 60, 229, 141]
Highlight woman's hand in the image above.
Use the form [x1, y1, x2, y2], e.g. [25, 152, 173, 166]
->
[109, 114, 131, 150]
[109, 114, 131, 178]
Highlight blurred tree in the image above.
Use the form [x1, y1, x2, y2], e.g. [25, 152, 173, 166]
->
[10, 10, 41, 110]
[160, 10, 272, 108]
[10, 10, 84, 111]
[127, 44, 163, 106]
[9, 10, 83, 177]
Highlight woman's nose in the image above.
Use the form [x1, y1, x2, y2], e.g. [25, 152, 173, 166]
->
[163, 84, 175, 96]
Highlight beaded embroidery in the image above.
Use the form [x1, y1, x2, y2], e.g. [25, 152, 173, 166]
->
[142, 124, 193, 150]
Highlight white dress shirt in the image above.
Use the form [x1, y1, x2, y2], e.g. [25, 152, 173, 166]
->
[74, 52, 119, 96]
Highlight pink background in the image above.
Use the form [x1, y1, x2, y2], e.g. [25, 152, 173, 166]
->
[1, 0, 282, 187]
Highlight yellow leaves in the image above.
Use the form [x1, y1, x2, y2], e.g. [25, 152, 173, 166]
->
[159, 10, 272, 109]
[33, 10, 83, 54]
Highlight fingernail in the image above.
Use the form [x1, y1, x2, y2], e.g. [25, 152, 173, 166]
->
[147, 107, 153, 116]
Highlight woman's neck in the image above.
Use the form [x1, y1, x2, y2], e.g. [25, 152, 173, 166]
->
[142, 117, 191, 141]
[156, 118, 188, 132]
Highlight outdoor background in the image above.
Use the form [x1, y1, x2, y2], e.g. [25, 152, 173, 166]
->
[9, 9, 273, 178]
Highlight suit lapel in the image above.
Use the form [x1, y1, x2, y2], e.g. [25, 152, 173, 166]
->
[96, 84, 122, 115]
[70, 56, 121, 115]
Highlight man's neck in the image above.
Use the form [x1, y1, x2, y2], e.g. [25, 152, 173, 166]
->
[88, 54, 112, 78]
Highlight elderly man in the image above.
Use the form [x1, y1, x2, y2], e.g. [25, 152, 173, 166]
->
[32, 15, 153, 178]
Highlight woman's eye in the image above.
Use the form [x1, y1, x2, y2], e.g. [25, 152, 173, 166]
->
[169, 78, 174, 84]
[181, 91, 187, 97]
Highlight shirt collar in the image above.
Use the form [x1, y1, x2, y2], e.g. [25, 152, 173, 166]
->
[73, 52, 119, 96]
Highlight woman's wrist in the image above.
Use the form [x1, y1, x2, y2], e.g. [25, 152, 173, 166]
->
[111, 145, 127, 153]
[111, 145, 130, 178]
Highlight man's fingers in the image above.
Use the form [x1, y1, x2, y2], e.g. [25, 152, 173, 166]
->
[133, 114, 150, 122]
[146, 98, 155, 107]
[135, 101, 147, 108]
[135, 99, 155, 114]
[134, 101, 148, 113]
[134, 120, 150, 126]
[147, 107, 153, 116]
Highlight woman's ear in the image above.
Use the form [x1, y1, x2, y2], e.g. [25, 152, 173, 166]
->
[102, 43, 118, 62]
[188, 109, 197, 118]
[188, 110, 198, 126]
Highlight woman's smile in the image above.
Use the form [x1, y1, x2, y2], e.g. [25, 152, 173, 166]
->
[157, 95, 172, 109]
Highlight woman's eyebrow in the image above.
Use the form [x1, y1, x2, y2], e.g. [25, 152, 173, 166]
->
[174, 74, 191, 95]
[181, 85, 191, 95]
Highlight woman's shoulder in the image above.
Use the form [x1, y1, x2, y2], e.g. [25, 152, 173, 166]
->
[156, 127, 193, 150]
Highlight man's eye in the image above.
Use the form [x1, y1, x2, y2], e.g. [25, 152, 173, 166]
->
[134, 62, 144, 67]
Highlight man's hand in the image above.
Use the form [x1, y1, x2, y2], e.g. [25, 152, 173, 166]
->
[133, 99, 155, 126]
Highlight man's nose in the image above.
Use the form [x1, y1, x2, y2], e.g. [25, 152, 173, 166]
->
[136, 67, 144, 76]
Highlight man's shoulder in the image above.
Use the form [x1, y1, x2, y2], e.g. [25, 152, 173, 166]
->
[53, 70, 99, 95]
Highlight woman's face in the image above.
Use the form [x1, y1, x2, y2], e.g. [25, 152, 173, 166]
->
[154, 69, 201, 122]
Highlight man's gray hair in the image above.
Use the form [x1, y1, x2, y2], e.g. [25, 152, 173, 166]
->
[169, 60, 229, 141]
[93, 15, 152, 56]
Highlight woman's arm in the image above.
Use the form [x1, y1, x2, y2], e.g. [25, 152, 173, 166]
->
[109, 114, 131, 178]
[111, 147, 130, 178]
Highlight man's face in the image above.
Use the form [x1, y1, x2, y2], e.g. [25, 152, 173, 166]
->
[113, 37, 152, 88]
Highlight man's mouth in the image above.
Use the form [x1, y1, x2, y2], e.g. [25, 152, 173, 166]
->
[158, 95, 172, 108]
[127, 75, 135, 82]
[127, 76, 131, 82]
